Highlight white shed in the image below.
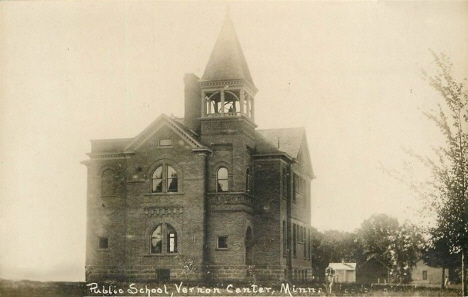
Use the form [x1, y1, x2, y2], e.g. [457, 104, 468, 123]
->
[329, 262, 357, 283]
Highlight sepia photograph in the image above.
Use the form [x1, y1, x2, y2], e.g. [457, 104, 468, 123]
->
[1, 1, 467, 296]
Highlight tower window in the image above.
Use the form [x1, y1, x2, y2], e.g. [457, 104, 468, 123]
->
[98, 237, 108, 249]
[217, 167, 229, 192]
[224, 91, 240, 114]
[217, 236, 228, 249]
[246, 168, 252, 193]
[152, 165, 178, 193]
[151, 224, 178, 254]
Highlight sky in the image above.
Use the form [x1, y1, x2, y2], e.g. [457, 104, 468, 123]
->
[1, 1, 467, 282]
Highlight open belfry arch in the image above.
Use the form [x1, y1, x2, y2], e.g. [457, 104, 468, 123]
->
[82, 11, 315, 283]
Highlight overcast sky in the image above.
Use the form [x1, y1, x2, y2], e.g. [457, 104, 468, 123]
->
[1, 1, 467, 282]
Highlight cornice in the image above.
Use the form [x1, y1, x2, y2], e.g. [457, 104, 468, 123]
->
[86, 151, 135, 160]
[198, 79, 258, 94]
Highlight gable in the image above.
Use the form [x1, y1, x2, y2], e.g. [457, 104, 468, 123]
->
[125, 114, 208, 152]
[357, 257, 390, 271]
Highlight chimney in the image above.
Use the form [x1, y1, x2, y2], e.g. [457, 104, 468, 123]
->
[183, 73, 201, 134]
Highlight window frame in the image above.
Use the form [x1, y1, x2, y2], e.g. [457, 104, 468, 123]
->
[151, 164, 179, 193]
[158, 138, 173, 147]
[246, 168, 252, 193]
[217, 236, 229, 250]
[216, 167, 229, 192]
[150, 223, 178, 255]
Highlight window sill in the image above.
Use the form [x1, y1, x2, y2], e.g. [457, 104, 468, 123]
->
[144, 253, 179, 257]
[127, 179, 146, 183]
[215, 248, 229, 251]
[144, 192, 184, 196]
[208, 192, 252, 196]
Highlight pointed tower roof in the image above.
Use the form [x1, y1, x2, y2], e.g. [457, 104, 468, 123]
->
[201, 12, 255, 87]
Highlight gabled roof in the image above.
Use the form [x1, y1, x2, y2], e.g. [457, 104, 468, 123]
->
[201, 12, 255, 87]
[256, 128, 305, 158]
[357, 255, 391, 270]
[329, 263, 357, 271]
[125, 114, 208, 151]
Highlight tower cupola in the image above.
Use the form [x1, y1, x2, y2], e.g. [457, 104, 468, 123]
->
[199, 11, 257, 123]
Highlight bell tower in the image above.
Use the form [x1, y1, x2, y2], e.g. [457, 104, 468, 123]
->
[199, 11, 257, 126]
[200, 12, 258, 276]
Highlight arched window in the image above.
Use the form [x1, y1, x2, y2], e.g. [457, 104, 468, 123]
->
[152, 165, 178, 193]
[150, 224, 178, 254]
[101, 168, 115, 196]
[217, 167, 229, 192]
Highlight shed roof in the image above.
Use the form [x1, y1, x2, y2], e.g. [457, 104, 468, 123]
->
[329, 263, 357, 271]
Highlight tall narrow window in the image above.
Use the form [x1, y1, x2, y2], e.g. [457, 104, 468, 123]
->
[217, 167, 229, 192]
[167, 225, 178, 253]
[151, 225, 163, 254]
[101, 168, 115, 196]
[246, 168, 252, 193]
[152, 166, 163, 193]
[282, 221, 287, 256]
[282, 169, 288, 199]
[293, 224, 297, 258]
[292, 174, 297, 202]
[167, 166, 178, 192]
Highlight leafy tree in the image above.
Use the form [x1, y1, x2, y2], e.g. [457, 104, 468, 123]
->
[357, 214, 399, 266]
[387, 222, 425, 283]
[419, 52, 468, 294]
[357, 214, 424, 283]
[310, 228, 364, 280]
[325, 231, 364, 262]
